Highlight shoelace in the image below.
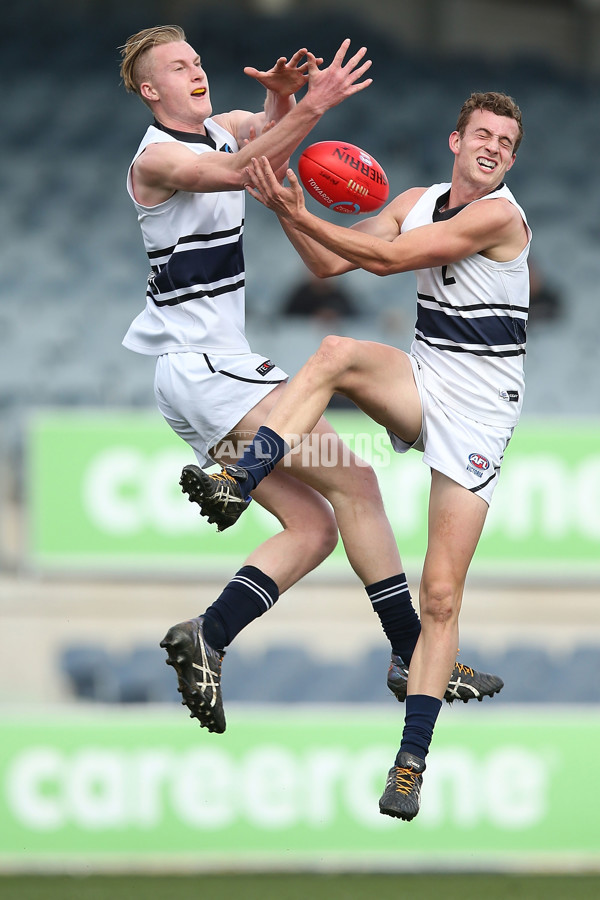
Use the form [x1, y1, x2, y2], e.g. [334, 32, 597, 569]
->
[212, 468, 239, 487]
[192, 637, 223, 705]
[392, 766, 419, 795]
[207, 468, 246, 510]
[455, 662, 474, 677]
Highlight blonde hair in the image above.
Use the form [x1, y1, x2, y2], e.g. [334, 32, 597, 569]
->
[456, 91, 524, 153]
[119, 25, 186, 96]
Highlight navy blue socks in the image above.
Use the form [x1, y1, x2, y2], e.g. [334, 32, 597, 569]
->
[201, 565, 279, 651]
[367, 575, 441, 761]
[233, 425, 290, 499]
[366, 573, 422, 664]
[398, 694, 443, 761]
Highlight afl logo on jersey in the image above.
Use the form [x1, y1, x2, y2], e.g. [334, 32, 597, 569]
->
[467, 452, 490, 478]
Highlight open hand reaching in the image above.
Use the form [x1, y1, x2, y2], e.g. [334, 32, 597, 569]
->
[245, 155, 306, 220]
[243, 49, 323, 97]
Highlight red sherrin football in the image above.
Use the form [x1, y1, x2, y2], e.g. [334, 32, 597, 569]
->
[298, 140, 389, 215]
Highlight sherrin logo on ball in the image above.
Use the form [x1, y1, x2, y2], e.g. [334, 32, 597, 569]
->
[298, 140, 389, 215]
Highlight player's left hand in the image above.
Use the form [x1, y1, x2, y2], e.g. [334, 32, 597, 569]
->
[245, 156, 306, 219]
[243, 49, 323, 97]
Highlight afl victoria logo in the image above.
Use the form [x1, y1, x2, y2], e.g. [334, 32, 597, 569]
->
[468, 453, 490, 471]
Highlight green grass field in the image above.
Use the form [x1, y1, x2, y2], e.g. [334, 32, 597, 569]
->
[1, 874, 600, 900]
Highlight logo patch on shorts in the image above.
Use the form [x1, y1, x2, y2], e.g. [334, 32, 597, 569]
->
[499, 389, 519, 402]
[467, 452, 490, 478]
[256, 359, 275, 376]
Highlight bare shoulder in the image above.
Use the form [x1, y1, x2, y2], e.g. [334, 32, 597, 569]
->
[133, 140, 194, 183]
[131, 140, 202, 205]
[475, 195, 523, 222]
[462, 196, 529, 260]
[134, 139, 188, 169]
[212, 109, 254, 139]
[390, 186, 428, 218]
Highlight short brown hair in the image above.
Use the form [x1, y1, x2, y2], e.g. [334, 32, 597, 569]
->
[119, 25, 186, 95]
[456, 91, 524, 153]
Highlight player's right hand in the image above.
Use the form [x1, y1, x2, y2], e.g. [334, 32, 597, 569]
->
[305, 39, 372, 115]
[244, 49, 322, 97]
[245, 155, 306, 221]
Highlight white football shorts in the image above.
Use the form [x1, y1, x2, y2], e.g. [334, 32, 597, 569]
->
[387, 355, 514, 505]
[154, 351, 288, 467]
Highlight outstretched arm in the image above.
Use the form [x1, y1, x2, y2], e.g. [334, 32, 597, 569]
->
[214, 40, 372, 183]
[134, 39, 372, 201]
[230, 48, 320, 145]
[245, 155, 526, 274]
[245, 155, 407, 277]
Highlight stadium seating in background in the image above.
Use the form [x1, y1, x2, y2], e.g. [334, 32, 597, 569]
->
[60, 644, 120, 703]
[59, 641, 600, 706]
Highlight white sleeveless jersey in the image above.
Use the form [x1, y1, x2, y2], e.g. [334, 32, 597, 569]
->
[404, 182, 531, 427]
[123, 119, 250, 356]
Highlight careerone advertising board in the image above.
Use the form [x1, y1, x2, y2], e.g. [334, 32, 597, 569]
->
[25, 410, 600, 577]
[1, 707, 599, 870]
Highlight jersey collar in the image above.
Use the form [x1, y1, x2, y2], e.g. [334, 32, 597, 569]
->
[433, 182, 505, 222]
[153, 118, 217, 147]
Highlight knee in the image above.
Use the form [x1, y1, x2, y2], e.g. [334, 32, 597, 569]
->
[312, 335, 359, 383]
[302, 513, 339, 563]
[288, 507, 339, 564]
[320, 517, 340, 558]
[419, 580, 458, 627]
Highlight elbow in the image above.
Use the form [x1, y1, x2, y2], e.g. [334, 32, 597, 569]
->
[302, 256, 347, 279]
[369, 260, 395, 277]
[370, 252, 409, 277]
[311, 263, 338, 279]
[372, 265, 389, 277]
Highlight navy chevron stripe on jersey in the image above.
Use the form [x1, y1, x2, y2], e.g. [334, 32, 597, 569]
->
[415, 333, 526, 358]
[149, 236, 245, 308]
[146, 223, 244, 261]
[417, 292, 528, 315]
[416, 302, 527, 350]
[149, 278, 246, 308]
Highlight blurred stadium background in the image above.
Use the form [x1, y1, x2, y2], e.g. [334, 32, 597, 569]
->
[1, 0, 600, 888]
